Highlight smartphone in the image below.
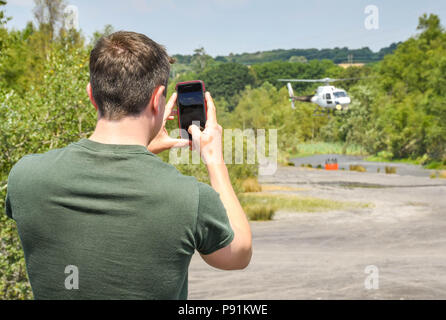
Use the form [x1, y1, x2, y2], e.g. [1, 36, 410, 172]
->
[176, 80, 207, 140]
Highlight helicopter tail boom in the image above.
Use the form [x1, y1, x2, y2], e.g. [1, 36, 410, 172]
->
[294, 95, 314, 102]
[286, 82, 314, 108]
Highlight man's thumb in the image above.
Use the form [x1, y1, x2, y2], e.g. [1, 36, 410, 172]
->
[188, 124, 201, 139]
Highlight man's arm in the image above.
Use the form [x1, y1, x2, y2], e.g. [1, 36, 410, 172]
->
[189, 92, 252, 270]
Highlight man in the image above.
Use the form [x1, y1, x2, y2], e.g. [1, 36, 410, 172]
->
[5, 31, 252, 300]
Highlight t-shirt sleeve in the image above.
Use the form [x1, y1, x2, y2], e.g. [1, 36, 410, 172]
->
[195, 182, 234, 255]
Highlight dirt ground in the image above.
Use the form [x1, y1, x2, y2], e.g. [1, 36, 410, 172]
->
[188, 159, 446, 300]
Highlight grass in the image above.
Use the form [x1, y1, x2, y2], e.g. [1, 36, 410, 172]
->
[425, 161, 446, 170]
[260, 185, 307, 192]
[349, 165, 367, 172]
[241, 178, 262, 193]
[292, 142, 366, 158]
[366, 155, 446, 170]
[385, 166, 397, 174]
[243, 204, 275, 221]
[365, 155, 421, 165]
[291, 143, 446, 172]
[239, 192, 371, 220]
[430, 171, 446, 179]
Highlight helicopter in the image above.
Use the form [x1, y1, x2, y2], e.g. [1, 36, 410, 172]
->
[278, 77, 362, 116]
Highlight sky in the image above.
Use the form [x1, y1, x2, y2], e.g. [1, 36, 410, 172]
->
[3, 0, 446, 56]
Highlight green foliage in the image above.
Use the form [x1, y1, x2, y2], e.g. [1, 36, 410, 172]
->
[243, 203, 275, 221]
[0, 0, 11, 26]
[239, 193, 369, 215]
[230, 82, 333, 162]
[349, 165, 367, 172]
[213, 44, 399, 65]
[241, 178, 262, 193]
[199, 63, 255, 109]
[385, 166, 397, 174]
[251, 59, 339, 90]
[0, 207, 32, 299]
[91, 24, 114, 46]
[292, 142, 366, 158]
[330, 13, 446, 162]
[0, 35, 93, 299]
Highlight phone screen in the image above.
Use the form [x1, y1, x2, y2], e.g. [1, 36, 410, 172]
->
[177, 82, 206, 140]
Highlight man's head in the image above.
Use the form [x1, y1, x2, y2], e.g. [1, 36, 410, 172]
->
[89, 31, 171, 121]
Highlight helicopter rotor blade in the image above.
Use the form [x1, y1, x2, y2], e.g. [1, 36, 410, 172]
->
[327, 77, 368, 82]
[278, 77, 372, 83]
[278, 79, 323, 83]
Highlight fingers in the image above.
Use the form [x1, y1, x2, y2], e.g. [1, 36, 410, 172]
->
[188, 124, 202, 149]
[205, 92, 217, 125]
[169, 138, 190, 149]
[164, 92, 177, 121]
[188, 124, 202, 139]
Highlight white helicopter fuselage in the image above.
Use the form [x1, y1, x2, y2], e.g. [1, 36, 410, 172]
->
[312, 85, 351, 110]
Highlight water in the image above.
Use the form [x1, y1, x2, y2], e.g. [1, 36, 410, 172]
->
[290, 154, 433, 177]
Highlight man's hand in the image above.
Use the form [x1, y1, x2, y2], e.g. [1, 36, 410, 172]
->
[188, 92, 224, 165]
[148, 92, 190, 154]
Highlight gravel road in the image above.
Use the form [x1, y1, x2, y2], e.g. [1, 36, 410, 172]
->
[188, 157, 446, 300]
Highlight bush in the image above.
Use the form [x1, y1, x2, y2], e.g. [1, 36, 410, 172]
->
[243, 204, 275, 221]
[385, 166, 397, 174]
[241, 178, 262, 193]
[349, 165, 367, 172]
[0, 41, 92, 300]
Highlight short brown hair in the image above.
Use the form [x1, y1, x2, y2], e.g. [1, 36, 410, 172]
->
[89, 31, 171, 120]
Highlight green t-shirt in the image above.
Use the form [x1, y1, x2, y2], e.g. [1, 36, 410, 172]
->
[4, 138, 234, 300]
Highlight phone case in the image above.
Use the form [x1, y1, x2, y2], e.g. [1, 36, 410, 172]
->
[175, 80, 208, 139]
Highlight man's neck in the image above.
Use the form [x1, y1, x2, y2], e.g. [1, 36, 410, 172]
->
[89, 117, 151, 147]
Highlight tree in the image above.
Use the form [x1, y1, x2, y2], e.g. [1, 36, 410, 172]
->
[199, 62, 255, 110]
[251, 60, 339, 91]
[288, 56, 307, 63]
[0, 0, 11, 25]
[191, 47, 214, 72]
[417, 13, 443, 43]
[91, 24, 114, 46]
[333, 14, 446, 162]
[33, 0, 66, 39]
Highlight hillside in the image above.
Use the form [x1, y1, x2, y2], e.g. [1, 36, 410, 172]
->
[173, 43, 400, 65]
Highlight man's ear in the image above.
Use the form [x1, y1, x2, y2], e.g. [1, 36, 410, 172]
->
[150, 86, 166, 115]
[86, 83, 99, 111]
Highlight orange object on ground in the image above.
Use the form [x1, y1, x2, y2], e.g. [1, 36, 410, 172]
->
[325, 163, 339, 170]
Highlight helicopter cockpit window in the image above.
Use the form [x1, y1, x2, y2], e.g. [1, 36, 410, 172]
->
[333, 92, 347, 98]
[326, 93, 331, 99]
